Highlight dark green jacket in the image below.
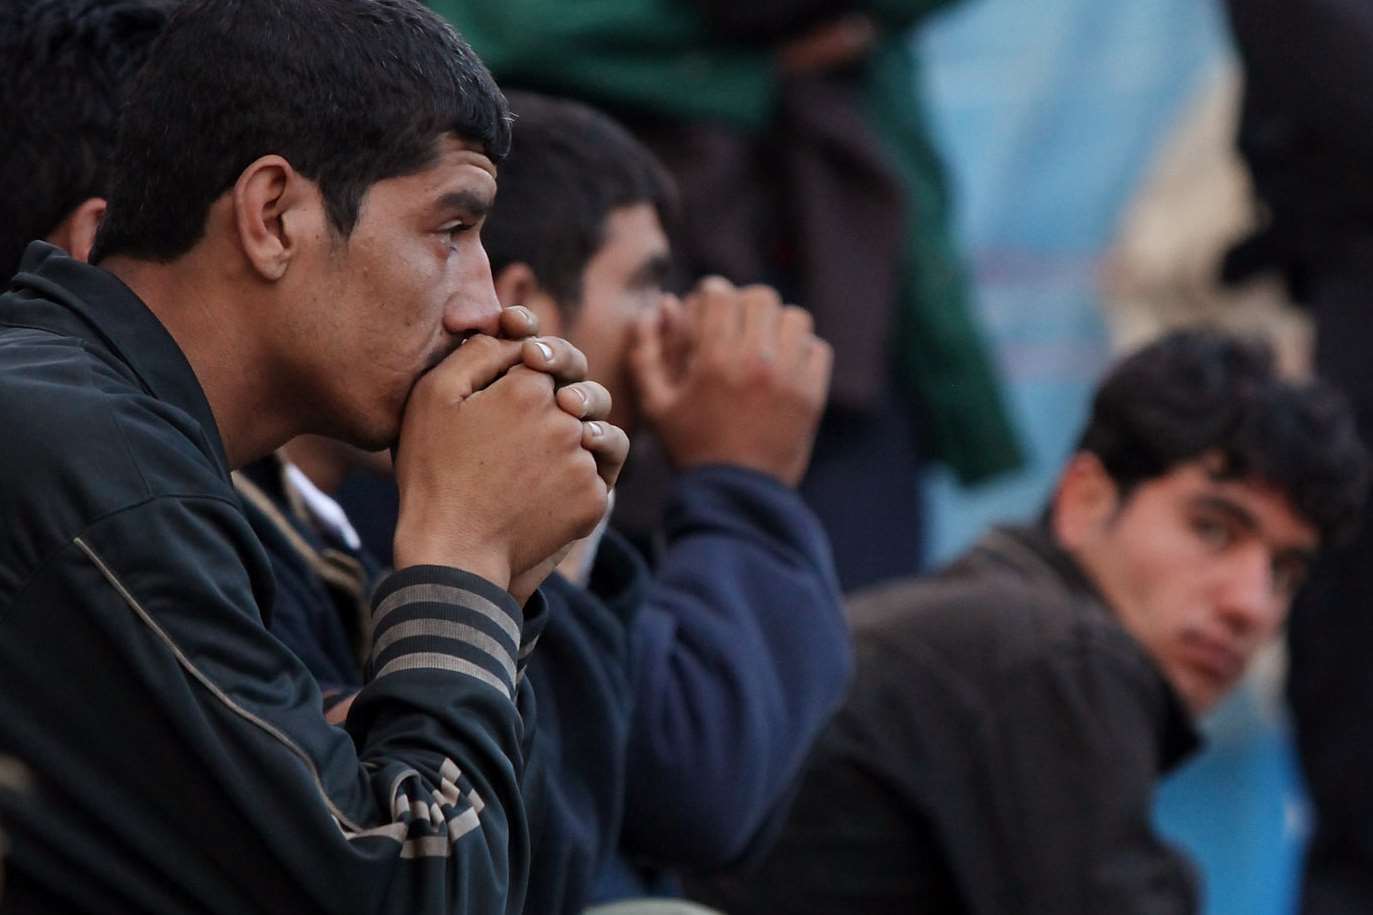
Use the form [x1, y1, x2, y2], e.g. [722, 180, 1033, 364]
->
[433, 0, 1022, 482]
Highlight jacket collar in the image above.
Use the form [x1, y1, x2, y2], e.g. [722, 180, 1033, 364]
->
[969, 521, 1202, 770]
[7, 242, 230, 476]
[969, 520, 1114, 618]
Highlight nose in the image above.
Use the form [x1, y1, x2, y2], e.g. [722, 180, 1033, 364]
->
[443, 244, 503, 338]
[1215, 545, 1283, 639]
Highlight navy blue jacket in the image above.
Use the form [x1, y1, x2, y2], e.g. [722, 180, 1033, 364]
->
[235, 456, 374, 704]
[591, 465, 851, 900]
[521, 552, 645, 915]
[0, 244, 545, 914]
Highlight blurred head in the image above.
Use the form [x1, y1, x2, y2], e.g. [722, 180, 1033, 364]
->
[486, 91, 676, 431]
[1052, 328, 1368, 713]
[91, 0, 513, 449]
[0, 0, 170, 277]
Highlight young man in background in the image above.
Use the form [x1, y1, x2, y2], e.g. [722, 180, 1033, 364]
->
[695, 329, 1368, 915]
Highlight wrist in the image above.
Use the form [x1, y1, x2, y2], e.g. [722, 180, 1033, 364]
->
[392, 529, 512, 590]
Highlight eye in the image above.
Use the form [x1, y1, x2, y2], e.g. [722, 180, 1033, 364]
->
[440, 220, 474, 244]
[1190, 513, 1234, 550]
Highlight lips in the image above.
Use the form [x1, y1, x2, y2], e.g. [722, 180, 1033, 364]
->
[1178, 634, 1245, 688]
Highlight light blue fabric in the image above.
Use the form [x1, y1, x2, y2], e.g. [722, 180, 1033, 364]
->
[1155, 686, 1309, 915]
[918, 0, 1229, 561]
[917, 2, 1303, 913]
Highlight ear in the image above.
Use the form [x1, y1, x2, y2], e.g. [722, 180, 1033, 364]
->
[1051, 452, 1121, 550]
[232, 155, 311, 282]
[494, 262, 563, 337]
[45, 197, 107, 264]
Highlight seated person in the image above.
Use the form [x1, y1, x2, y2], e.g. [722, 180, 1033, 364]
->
[691, 328, 1369, 915]
[0, 1, 629, 911]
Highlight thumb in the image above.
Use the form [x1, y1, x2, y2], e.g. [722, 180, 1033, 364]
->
[628, 304, 677, 417]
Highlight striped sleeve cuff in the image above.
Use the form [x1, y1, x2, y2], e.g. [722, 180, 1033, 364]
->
[368, 566, 526, 701]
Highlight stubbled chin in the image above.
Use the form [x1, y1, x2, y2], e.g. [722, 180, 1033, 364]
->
[1174, 667, 1222, 717]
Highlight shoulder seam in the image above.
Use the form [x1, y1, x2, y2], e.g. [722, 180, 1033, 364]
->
[8, 492, 248, 606]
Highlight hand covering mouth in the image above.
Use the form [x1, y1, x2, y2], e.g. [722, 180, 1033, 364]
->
[420, 333, 476, 375]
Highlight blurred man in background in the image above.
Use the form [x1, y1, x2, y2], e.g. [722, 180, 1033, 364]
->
[488, 92, 848, 908]
[693, 329, 1368, 914]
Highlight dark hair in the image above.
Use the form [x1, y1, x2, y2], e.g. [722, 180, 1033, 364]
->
[1077, 327, 1369, 546]
[0, 0, 170, 278]
[92, 0, 511, 263]
[482, 90, 676, 310]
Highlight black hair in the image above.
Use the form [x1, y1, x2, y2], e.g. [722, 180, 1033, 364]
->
[1077, 327, 1370, 546]
[482, 90, 676, 310]
[92, 0, 511, 263]
[0, 0, 171, 278]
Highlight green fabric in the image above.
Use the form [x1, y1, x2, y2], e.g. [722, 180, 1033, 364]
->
[432, 0, 1023, 483]
[864, 42, 1025, 482]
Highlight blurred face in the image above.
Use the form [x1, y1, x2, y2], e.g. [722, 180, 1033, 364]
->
[563, 203, 670, 432]
[283, 134, 502, 449]
[1058, 455, 1319, 714]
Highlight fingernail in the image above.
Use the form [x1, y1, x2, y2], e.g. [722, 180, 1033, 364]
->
[587, 421, 604, 437]
[535, 340, 553, 361]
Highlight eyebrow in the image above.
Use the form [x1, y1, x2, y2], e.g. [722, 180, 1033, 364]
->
[1193, 494, 1318, 564]
[435, 190, 493, 220]
[628, 252, 672, 288]
[1191, 495, 1259, 533]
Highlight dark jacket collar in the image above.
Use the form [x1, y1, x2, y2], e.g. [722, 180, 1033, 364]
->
[967, 521, 1202, 770]
[6, 242, 229, 476]
[967, 520, 1114, 617]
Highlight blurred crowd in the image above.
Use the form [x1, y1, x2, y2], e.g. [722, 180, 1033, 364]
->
[0, 1, 1370, 914]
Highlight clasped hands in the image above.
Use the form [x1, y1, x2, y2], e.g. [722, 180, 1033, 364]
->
[391, 305, 628, 604]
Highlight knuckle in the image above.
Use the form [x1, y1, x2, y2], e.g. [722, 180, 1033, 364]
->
[511, 367, 555, 403]
[466, 334, 503, 357]
[697, 345, 735, 378]
[699, 275, 735, 297]
[555, 411, 585, 447]
[742, 284, 783, 310]
[783, 305, 814, 333]
[588, 483, 611, 518]
[743, 361, 778, 389]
